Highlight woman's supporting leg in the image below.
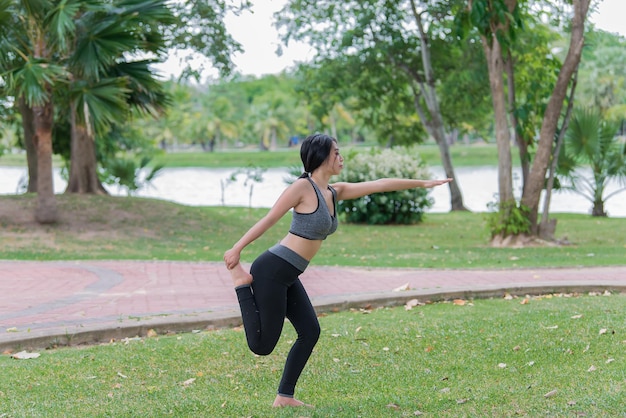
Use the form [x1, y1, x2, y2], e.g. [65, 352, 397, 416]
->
[276, 278, 320, 398]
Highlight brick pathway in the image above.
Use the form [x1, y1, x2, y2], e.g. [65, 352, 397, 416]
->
[1, 260, 624, 350]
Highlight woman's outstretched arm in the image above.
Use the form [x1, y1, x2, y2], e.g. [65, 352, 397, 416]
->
[332, 178, 452, 201]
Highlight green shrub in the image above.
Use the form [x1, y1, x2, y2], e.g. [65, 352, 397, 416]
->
[485, 200, 532, 237]
[335, 147, 433, 224]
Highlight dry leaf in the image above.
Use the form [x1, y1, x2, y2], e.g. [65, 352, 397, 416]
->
[543, 325, 559, 330]
[182, 378, 196, 386]
[393, 283, 410, 292]
[457, 398, 469, 404]
[453, 299, 466, 306]
[504, 293, 513, 300]
[355, 326, 362, 334]
[414, 411, 424, 416]
[117, 372, 128, 379]
[440, 387, 450, 393]
[544, 389, 558, 398]
[386, 403, 400, 410]
[513, 345, 521, 351]
[405, 299, 421, 310]
[571, 314, 583, 319]
[606, 358, 615, 364]
[146, 329, 158, 338]
[587, 365, 596, 372]
[11, 351, 40, 360]
[498, 363, 507, 369]
[599, 328, 607, 335]
[520, 298, 529, 305]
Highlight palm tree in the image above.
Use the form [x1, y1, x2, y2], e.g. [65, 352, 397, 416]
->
[64, 0, 173, 194]
[0, 0, 74, 223]
[557, 107, 626, 216]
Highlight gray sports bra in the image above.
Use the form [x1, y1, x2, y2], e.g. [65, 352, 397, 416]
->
[289, 177, 338, 240]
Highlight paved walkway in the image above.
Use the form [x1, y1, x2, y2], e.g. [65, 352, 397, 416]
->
[1, 261, 625, 351]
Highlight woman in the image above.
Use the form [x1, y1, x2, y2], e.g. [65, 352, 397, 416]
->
[224, 133, 452, 407]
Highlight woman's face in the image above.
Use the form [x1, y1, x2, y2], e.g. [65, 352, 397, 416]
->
[324, 141, 344, 175]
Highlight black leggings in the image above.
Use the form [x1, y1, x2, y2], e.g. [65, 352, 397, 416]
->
[235, 250, 320, 397]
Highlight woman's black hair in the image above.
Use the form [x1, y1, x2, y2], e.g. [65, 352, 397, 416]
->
[298, 133, 337, 179]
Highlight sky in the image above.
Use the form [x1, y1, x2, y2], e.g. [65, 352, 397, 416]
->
[157, 0, 625, 79]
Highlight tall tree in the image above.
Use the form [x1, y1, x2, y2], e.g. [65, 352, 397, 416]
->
[521, 0, 591, 233]
[0, 0, 74, 223]
[459, 0, 592, 238]
[277, 0, 468, 211]
[64, 0, 174, 194]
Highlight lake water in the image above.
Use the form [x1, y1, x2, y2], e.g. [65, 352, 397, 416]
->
[1, 166, 624, 216]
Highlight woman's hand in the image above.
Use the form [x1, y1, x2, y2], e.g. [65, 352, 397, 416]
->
[223, 248, 241, 270]
[423, 178, 453, 188]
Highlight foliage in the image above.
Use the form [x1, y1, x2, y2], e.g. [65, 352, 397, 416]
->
[556, 107, 626, 216]
[485, 200, 531, 238]
[335, 147, 433, 224]
[1, 294, 625, 416]
[577, 28, 626, 113]
[102, 156, 164, 196]
[1, 196, 625, 267]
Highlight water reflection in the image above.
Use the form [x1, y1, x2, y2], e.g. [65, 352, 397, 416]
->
[1, 166, 624, 216]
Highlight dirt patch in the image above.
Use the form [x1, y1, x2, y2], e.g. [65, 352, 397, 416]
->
[0, 194, 162, 240]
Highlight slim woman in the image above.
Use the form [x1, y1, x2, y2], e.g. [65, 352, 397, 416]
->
[224, 133, 452, 407]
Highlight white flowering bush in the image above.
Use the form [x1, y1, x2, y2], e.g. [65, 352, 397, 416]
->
[335, 146, 433, 224]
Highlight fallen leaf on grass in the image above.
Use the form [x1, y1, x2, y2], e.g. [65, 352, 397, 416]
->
[587, 365, 596, 372]
[11, 351, 40, 360]
[181, 378, 196, 387]
[542, 325, 559, 330]
[453, 299, 466, 306]
[571, 314, 583, 319]
[520, 298, 529, 305]
[599, 328, 607, 335]
[503, 293, 513, 300]
[457, 398, 469, 404]
[386, 403, 400, 410]
[606, 358, 615, 364]
[498, 363, 507, 369]
[146, 329, 158, 338]
[405, 299, 422, 310]
[544, 389, 558, 398]
[117, 372, 128, 379]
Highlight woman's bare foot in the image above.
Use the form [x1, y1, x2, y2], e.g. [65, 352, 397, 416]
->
[229, 263, 253, 287]
[272, 394, 313, 408]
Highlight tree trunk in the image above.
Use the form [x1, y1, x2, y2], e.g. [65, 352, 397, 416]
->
[408, 0, 467, 211]
[32, 100, 58, 224]
[18, 96, 38, 193]
[539, 68, 579, 239]
[66, 104, 107, 194]
[521, 0, 590, 233]
[505, 51, 529, 187]
[483, 35, 514, 206]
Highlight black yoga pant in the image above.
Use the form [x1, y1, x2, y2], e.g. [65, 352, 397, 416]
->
[235, 250, 320, 397]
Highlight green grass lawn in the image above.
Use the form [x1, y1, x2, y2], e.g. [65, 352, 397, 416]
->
[1, 293, 624, 416]
[1, 194, 625, 267]
[1, 182, 624, 416]
[0, 142, 501, 169]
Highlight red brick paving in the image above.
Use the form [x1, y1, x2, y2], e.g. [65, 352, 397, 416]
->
[1, 260, 624, 350]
